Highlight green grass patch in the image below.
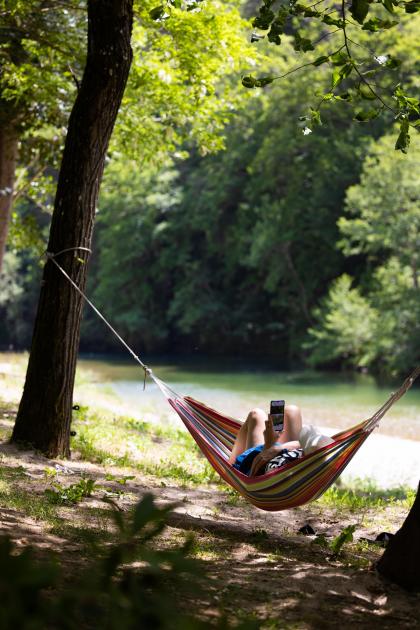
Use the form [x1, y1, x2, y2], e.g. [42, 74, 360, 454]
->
[319, 479, 415, 512]
[71, 407, 221, 486]
[50, 506, 115, 551]
[0, 483, 59, 525]
[0, 464, 27, 481]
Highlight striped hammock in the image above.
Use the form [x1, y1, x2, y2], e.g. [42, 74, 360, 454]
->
[151, 369, 419, 512]
[45, 254, 419, 511]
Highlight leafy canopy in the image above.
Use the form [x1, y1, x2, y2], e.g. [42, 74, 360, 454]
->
[242, 0, 420, 151]
[307, 131, 420, 375]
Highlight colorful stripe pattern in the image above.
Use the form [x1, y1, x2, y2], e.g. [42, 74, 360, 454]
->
[152, 379, 373, 511]
[151, 369, 419, 511]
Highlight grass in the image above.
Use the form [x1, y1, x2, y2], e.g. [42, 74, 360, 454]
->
[0, 481, 59, 525]
[319, 479, 415, 513]
[71, 406, 221, 486]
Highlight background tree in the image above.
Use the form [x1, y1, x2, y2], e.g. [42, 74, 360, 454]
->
[307, 131, 420, 376]
[10, 0, 255, 456]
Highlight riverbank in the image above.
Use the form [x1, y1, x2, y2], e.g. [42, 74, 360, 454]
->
[1, 384, 419, 627]
[1, 352, 419, 489]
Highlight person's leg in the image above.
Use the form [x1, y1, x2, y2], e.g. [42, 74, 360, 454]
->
[228, 408, 267, 463]
[271, 404, 303, 445]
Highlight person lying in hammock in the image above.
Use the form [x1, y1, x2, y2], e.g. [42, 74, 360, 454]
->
[228, 406, 333, 476]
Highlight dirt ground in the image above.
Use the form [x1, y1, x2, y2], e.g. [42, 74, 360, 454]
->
[1, 412, 419, 630]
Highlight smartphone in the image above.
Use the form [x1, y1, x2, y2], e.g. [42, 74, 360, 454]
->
[270, 400, 285, 432]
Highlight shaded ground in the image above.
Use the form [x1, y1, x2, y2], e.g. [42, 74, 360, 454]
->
[0, 399, 419, 629]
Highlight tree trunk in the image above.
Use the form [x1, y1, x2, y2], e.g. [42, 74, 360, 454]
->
[0, 124, 19, 272]
[12, 0, 134, 457]
[377, 483, 420, 591]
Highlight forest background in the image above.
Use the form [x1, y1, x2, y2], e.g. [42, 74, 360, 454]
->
[1, 0, 419, 380]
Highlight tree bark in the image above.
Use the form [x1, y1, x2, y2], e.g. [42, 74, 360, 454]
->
[12, 0, 134, 457]
[0, 124, 19, 272]
[377, 483, 420, 591]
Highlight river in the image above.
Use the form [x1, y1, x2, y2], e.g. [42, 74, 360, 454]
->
[77, 356, 420, 442]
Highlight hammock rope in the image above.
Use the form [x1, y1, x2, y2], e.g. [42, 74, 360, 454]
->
[46, 251, 420, 511]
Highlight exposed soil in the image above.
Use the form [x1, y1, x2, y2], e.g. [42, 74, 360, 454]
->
[1, 399, 419, 629]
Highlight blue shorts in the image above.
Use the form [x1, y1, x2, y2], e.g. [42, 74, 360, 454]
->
[233, 444, 303, 476]
[232, 444, 264, 475]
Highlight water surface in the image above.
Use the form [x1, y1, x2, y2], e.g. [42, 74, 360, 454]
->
[77, 356, 420, 441]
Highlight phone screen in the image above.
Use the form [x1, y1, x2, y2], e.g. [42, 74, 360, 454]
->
[270, 400, 285, 432]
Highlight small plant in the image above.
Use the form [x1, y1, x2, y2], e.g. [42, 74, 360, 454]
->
[105, 473, 135, 485]
[224, 487, 244, 507]
[45, 477, 96, 505]
[329, 524, 356, 557]
[44, 467, 58, 480]
[312, 533, 329, 549]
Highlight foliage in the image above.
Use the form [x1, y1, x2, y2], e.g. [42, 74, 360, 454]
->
[44, 477, 96, 505]
[0, 493, 257, 629]
[329, 524, 356, 556]
[5, 0, 255, 254]
[0, 251, 42, 348]
[243, 2, 420, 150]
[117, 0, 256, 160]
[3, 4, 419, 378]
[339, 130, 420, 276]
[306, 274, 378, 368]
[0, 0, 86, 219]
[307, 131, 420, 375]
[87, 50, 375, 360]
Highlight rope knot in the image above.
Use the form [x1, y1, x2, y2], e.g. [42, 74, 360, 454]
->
[143, 366, 152, 390]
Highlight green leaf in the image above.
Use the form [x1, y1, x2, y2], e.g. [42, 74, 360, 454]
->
[255, 76, 275, 87]
[404, 0, 420, 13]
[149, 5, 166, 20]
[303, 7, 320, 17]
[252, 6, 275, 30]
[358, 83, 377, 100]
[382, 0, 396, 12]
[242, 75, 257, 88]
[330, 524, 356, 556]
[313, 55, 330, 67]
[350, 0, 370, 24]
[294, 32, 314, 52]
[267, 7, 288, 44]
[322, 14, 345, 27]
[384, 55, 402, 69]
[354, 108, 381, 122]
[330, 51, 349, 66]
[362, 18, 399, 31]
[242, 75, 274, 88]
[310, 108, 322, 126]
[332, 63, 353, 88]
[334, 91, 352, 101]
[395, 118, 410, 153]
[132, 493, 162, 535]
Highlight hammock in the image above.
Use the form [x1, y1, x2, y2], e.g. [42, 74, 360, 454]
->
[150, 370, 419, 512]
[46, 252, 420, 512]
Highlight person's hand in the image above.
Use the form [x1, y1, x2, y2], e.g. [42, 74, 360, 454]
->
[264, 416, 281, 447]
[250, 445, 281, 476]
